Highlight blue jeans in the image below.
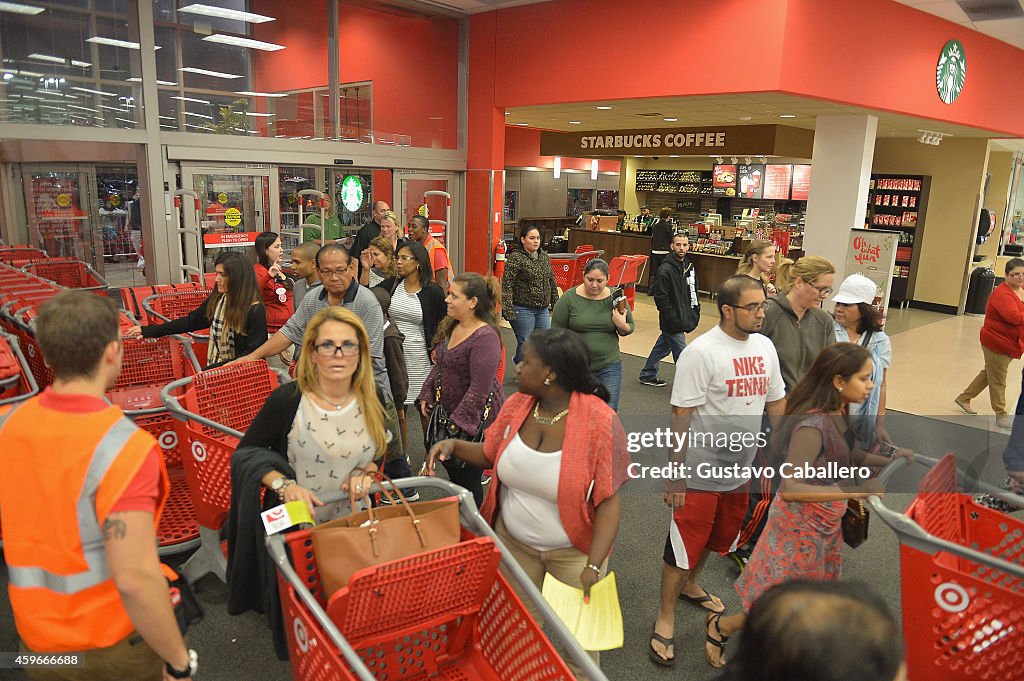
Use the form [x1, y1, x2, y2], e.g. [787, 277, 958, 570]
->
[639, 332, 687, 381]
[1004, 366, 1024, 472]
[593, 361, 623, 412]
[509, 305, 550, 364]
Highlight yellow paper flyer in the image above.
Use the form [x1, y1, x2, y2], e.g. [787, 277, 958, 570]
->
[541, 571, 624, 651]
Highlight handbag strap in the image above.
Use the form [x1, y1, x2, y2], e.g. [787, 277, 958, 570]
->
[350, 467, 428, 549]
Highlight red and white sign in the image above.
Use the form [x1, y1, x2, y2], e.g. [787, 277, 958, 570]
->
[203, 231, 260, 248]
[791, 165, 812, 201]
[763, 165, 793, 200]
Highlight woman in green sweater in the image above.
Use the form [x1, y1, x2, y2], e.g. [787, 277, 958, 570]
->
[552, 258, 634, 410]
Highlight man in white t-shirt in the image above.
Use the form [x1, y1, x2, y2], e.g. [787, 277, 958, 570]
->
[649, 275, 786, 667]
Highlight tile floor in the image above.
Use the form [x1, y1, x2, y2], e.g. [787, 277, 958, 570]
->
[617, 293, 1021, 429]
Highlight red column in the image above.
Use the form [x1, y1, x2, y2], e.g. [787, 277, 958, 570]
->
[465, 13, 505, 275]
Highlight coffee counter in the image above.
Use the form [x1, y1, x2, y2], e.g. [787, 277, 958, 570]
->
[566, 228, 654, 288]
[687, 252, 742, 296]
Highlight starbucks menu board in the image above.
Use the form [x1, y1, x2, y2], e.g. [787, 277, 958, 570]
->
[791, 164, 812, 201]
[712, 164, 737, 197]
[763, 165, 794, 200]
[737, 164, 765, 199]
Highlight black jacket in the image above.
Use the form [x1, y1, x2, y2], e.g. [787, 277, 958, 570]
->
[142, 293, 267, 368]
[351, 218, 381, 276]
[648, 218, 676, 252]
[651, 254, 700, 334]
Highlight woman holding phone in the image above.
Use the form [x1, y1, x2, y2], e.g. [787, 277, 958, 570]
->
[551, 258, 634, 411]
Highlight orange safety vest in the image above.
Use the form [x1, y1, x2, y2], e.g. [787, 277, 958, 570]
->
[424, 236, 452, 289]
[0, 397, 168, 652]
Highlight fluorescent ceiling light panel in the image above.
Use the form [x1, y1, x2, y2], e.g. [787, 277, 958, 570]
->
[235, 90, 286, 98]
[67, 104, 97, 112]
[184, 111, 213, 119]
[245, 111, 274, 117]
[71, 86, 119, 96]
[17, 70, 43, 77]
[178, 4, 274, 23]
[27, 53, 64, 64]
[179, 66, 243, 79]
[126, 77, 177, 85]
[596, 106, 612, 110]
[71, 60, 91, 68]
[158, 115, 176, 120]
[171, 95, 211, 104]
[0, 2, 44, 15]
[202, 34, 284, 51]
[87, 36, 161, 50]
[115, 117, 135, 124]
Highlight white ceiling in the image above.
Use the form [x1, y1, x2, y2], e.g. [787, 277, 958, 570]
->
[505, 92, 1004, 140]
[894, 0, 1024, 49]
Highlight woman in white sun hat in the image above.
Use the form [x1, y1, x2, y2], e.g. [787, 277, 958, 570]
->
[832, 274, 892, 446]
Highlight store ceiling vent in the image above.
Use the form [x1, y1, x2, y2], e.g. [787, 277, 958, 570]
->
[956, 0, 1023, 21]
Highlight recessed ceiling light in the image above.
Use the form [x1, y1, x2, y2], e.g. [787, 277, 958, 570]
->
[779, 114, 796, 118]
[669, 155, 679, 158]
[0, 2, 44, 15]
[739, 116, 752, 121]
[245, 111, 274, 117]
[516, 122, 529, 126]
[634, 155, 644, 158]
[179, 66, 244, 79]
[235, 91, 287, 98]
[87, 37, 161, 50]
[171, 95, 211, 104]
[568, 120, 582, 125]
[202, 34, 285, 51]
[663, 118, 678, 122]
[505, 111, 511, 115]
[178, 4, 274, 23]
[596, 106, 612, 110]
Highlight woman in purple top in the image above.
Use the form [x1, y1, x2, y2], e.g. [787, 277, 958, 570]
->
[418, 272, 505, 506]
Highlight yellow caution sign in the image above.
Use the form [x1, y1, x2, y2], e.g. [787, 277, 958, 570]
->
[217, 192, 229, 205]
[224, 207, 242, 227]
[56, 193, 71, 208]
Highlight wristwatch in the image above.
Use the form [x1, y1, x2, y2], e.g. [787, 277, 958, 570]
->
[271, 476, 295, 498]
[165, 649, 198, 678]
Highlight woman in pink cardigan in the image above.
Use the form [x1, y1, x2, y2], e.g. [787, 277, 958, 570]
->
[427, 327, 631, 676]
[956, 258, 1024, 430]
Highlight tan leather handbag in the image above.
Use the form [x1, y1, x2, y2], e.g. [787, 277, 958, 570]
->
[310, 471, 461, 597]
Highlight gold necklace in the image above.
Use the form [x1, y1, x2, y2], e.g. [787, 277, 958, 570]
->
[533, 402, 569, 426]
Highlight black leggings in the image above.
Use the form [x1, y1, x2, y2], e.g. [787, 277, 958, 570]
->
[442, 459, 484, 509]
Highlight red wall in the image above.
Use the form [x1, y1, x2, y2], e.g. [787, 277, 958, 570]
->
[481, 0, 1024, 137]
[251, 2, 460, 149]
[504, 126, 621, 172]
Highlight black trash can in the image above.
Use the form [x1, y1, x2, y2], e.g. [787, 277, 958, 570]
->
[965, 267, 996, 315]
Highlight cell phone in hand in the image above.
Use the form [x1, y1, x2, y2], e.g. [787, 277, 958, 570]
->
[611, 287, 627, 313]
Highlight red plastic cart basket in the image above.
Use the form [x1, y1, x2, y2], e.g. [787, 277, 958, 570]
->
[608, 254, 649, 311]
[107, 335, 203, 555]
[161, 361, 281, 583]
[868, 454, 1024, 681]
[549, 250, 604, 292]
[143, 290, 211, 366]
[0, 331, 39, 406]
[0, 246, 48, 268]
[22, 257, 109, 296]
[267, 478, 610, 681]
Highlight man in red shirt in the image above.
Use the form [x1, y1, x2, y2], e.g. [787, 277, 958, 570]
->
[0, 291, 195, 680]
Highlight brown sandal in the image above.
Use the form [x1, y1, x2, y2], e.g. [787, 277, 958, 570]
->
[648, 627, 675, 667]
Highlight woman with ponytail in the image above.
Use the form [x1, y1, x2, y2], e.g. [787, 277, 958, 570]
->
[736, 240, 778, 296]
[426, 327, 631, 678]
[418, 272, 505, 506]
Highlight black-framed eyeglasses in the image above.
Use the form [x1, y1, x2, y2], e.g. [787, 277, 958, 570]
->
[314, 340, 360, 357]
[318, 268, 349, 279]
[812, 285, 834, 296]
[731, 302, 769, 313]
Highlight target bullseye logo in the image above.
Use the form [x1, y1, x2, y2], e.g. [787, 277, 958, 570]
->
[935, 582, 970, 613]
[191, 441, 207, 463]
[293, 617, 309, 653]
[158, 431, 178, 450]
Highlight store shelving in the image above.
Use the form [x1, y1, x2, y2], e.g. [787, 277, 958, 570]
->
[866, 174, 930, 306]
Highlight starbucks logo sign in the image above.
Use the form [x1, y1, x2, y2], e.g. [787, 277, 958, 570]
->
[936, 39, 966, 104]
[339, 175, 364, 212]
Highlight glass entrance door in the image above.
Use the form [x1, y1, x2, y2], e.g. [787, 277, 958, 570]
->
[22, 165, 95, 263]
[178, 165, 279, 275]
[395, 171, 460, 269]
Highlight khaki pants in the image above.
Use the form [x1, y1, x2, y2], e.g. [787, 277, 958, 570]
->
[23, 634, 162, 681]
[958, 345, 1013, 415]
[495, 515, 606, 680]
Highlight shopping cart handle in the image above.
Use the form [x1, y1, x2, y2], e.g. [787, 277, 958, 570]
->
[160, 377, 245, 440]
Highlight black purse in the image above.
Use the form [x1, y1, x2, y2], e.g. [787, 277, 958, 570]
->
[423, 346, 495, 468]
[842, 499, 869, 548]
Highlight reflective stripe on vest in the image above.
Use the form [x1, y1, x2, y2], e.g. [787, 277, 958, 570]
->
[7, 416, 139, 594]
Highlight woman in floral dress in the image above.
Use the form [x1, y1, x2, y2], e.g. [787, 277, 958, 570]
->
[701, 343, 913, 669]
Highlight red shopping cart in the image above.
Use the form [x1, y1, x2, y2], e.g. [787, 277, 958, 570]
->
[0, 246, 48, 268]
[161, 361, 281, 583]
[143, 290, 212, 367]
[120, 282, 209, 323]
[0, 331, 39, 406]
[608, 254, 649, 311]
[108, 334, 203, 555]
[549, 250, 604, 292]
[867, 454, 1024, 681]
[267, 477, 611, 681]
[22, 257, 109, 296]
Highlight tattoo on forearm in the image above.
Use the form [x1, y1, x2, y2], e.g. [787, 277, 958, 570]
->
[102, 517, 127, 541]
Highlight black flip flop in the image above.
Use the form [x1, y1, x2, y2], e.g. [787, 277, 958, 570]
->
[705, 612, 730, 669]
[648, 628, 675, 667]
[678, 588, 725, 613]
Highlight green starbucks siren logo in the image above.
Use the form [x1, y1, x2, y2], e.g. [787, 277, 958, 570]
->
[339, 175, 364, 212]
[936, 39, 966, 104]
